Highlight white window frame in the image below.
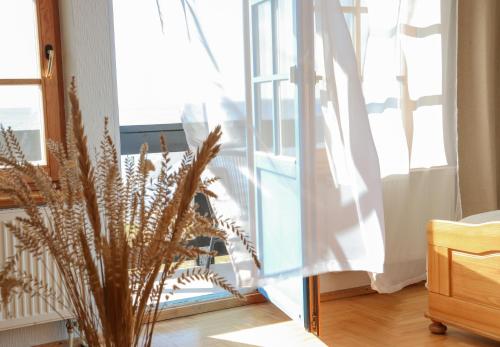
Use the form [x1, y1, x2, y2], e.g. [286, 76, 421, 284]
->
[249, 0, 297, 157]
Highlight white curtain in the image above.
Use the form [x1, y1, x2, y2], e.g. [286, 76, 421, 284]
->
[174, 0, 257, 286]
[174, 0, 459, 293]
[364, 0, 460, 292]
[308, 0, 386, 277]
[179, 0, 387, 287]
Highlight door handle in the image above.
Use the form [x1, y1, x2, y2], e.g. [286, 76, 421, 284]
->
[44, 44, 54, 79]
[290, 66, 323, 85]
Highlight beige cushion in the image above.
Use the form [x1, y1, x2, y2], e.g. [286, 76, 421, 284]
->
[460, 210, 500, 224]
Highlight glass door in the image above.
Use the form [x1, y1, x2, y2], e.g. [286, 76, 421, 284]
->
[248, 0, 317, 328]
[113, 0, 253, 308]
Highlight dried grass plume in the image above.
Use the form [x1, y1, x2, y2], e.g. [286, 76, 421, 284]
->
[0, 78, 260, 347]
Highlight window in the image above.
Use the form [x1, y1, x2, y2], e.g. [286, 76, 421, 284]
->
[251, 0, 297, 157]
[113, 0, 192, 128]
[0, 0, 65, 201]
[113, 0, 252, 307]
[340, 0, 368, 76]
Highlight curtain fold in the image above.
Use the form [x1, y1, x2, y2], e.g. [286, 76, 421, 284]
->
[176, 0, 460, 292]
[180, 0, 387, 287]
[309, 0, 386, 277]
[179, 0, 273, 287]
[457, 0, 500, 216]
[365, 0, 460, 292]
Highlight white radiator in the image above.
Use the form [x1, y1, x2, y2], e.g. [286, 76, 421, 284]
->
[0, 210, 69, 331]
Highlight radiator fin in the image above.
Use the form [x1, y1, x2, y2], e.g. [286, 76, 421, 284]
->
[0, 213, 70, 331]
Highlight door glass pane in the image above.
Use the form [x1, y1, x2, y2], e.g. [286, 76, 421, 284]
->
[278, 81, 296, 156]
[255, 82, 274, 152]
[253, 1, 273, 76]
[0, 85, 46, 164]
[276, 0, 295, 75]
[0, 1, 40, 78]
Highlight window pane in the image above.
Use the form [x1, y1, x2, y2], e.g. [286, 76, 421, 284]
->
[276, 0, 295, 75]
[114, 0, 197, 126]
[344, 13, 355, 44]
[278, 81, 296, 157]
[253, 1, 273, 76]
[360, 12, 369, 71]
[0, 85, 46, 164]
[340, 0, 354, 6]
[0, 1, 40, 78]
[255, 82, 274, 152]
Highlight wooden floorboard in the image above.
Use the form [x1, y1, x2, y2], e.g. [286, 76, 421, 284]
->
[153, 283, 500, 346]
[153, 302, 325, 346]
[320, 283, 500, 346]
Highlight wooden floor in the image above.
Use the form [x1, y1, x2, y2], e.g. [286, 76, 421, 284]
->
[153, 302, 325, 346]
[320, 283, 499, 347]
[153, 283, 500, 346]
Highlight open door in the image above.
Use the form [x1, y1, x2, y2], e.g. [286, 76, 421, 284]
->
[246, 0, 319, 333]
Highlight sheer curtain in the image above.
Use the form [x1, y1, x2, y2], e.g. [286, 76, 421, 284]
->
[241, 0, 458, 290]
[179, 0, 386, 287]
[309, 0, 386, 277]
[171, 0, 458, 292]
[174, 0, 259, 286]
[364, 0, 460, 292]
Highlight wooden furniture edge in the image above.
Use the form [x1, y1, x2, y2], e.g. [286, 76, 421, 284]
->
[427, 292, 500, 341]
[427, 219, 500, 253]
[425, 312, 500, 341]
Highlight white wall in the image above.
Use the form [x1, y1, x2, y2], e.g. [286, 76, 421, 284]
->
[59, 0, 121, 149]
[320, 271, 370, 293]
[0, 0, 120, 345]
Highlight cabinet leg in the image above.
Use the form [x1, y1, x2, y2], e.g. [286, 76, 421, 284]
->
[429, 320, 447, 335]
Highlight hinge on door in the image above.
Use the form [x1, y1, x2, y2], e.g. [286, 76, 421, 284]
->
[309, 275, 320, 336]
[311, 313, 319, 336]
[290, 65, 297, 84]
[315, 74, 323, 84]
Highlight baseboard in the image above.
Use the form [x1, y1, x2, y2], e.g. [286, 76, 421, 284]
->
[320, 285, 376, 302]
[154, 291, 267, 322]
[33, 339, 82, 347]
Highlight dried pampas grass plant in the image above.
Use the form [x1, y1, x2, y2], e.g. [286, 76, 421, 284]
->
[0, 78, 260, 347]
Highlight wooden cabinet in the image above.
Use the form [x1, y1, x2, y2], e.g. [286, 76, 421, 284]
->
[427, 220, 500, 341]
